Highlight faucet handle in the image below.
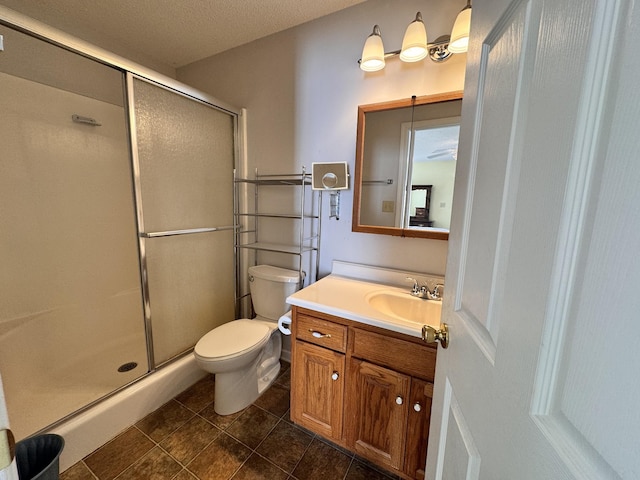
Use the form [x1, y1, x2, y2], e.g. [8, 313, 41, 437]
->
[429, 283, 444, 300]
[406, 277, 419, 294]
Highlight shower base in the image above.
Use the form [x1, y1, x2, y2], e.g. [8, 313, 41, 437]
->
[51, 354, 204, 471]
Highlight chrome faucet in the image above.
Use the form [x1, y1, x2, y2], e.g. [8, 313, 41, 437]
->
[429, 284, 444, 301]
[406, 277, 423, 297]
[406, 277, 443, 301]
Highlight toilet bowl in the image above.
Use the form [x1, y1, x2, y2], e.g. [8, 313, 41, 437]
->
[194, 265, 300, 415]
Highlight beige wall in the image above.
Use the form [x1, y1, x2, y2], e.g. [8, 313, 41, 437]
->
[178, 0, 467, 277]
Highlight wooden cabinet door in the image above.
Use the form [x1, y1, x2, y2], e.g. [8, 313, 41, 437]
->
[291, 341, 345, 441]
[404, 378, 434, 479]
[346, 359, 410, 472]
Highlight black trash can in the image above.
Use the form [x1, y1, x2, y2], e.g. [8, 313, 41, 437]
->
[15, 434, 65, 480]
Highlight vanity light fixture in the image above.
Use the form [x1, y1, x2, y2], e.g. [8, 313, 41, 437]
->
[360, 25, 386, 72]
[359, 3, 472, 71]
[449, 0, 472, 53]
[400, 12, 428, 62]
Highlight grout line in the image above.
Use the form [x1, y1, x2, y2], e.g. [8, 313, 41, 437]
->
[111, 443, 159, 480]
[136, 415, 224, 476]
[343, 456, 356, 480]
[226, 458, 246, 480]
[287, 431, 317, 480]
[180, 434, 222, 477]
[169, 468, 195, 480]
[100, 425, 158, 480]
[133, 423, 156, 445]
[214, 413, 289, 480]
[70, 367, 300, 480]
[80, 460, 100, 480]
[251, 449, 294, 478]
[252, 414, 282, 452]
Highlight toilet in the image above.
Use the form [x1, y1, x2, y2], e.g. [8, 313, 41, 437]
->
[194, 265, 300, 415]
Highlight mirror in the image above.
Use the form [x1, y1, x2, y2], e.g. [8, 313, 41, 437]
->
[352, 91, 463, 240]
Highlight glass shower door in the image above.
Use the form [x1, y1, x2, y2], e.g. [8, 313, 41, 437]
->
[130, 76, 236, 365]
[0, 27, 148, 438]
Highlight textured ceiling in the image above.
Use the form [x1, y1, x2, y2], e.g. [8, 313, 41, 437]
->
[0, 0, 367, 68]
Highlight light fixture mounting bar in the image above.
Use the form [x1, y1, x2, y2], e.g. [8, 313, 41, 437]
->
[358, 35, 452, 66]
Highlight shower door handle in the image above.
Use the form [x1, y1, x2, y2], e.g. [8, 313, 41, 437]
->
[140, 226, 236, 238]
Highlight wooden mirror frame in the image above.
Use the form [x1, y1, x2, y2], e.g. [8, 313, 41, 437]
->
[352, 91, 463, 240]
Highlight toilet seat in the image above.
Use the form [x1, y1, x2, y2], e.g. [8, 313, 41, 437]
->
[194, 319, 270, 362]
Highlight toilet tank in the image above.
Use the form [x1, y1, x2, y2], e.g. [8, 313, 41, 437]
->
[248, 265, 300, 321]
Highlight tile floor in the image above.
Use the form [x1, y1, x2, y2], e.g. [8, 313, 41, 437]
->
[60, 362, 400, 480]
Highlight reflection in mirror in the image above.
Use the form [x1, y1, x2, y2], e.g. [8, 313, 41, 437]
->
[409, 185, 433, 227]
[352, 92, 463, 240]
[0, 429, 15, 469]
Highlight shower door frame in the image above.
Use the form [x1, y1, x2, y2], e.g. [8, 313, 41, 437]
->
[0, 5, 242, 415]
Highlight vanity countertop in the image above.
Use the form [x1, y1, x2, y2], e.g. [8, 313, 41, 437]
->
[286, 273, 442, 339]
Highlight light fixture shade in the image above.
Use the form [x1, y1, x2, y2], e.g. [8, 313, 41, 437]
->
[449, 5, 472, 53]
[360, 25, 385, 72]
[400, 12, 428, 62]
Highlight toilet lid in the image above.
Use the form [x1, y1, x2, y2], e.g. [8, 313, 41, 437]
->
[194, 319, 270, 359]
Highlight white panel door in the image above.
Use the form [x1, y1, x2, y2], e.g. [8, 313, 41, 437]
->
[427, 0, 640, 478]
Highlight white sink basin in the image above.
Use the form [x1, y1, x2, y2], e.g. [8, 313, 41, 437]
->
[365, 291, 442, 324]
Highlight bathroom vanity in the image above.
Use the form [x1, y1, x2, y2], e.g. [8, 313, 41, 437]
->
[287, 262, 443, 480]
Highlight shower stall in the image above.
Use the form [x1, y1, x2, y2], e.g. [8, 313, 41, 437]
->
[0, 18, 238, 442]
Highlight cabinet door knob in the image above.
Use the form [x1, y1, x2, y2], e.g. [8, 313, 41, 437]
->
[413, 402, 422, 412]
[331, 372, 339, 381]
[396, 396, 404, 405]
